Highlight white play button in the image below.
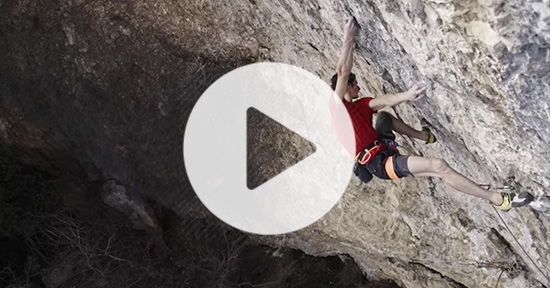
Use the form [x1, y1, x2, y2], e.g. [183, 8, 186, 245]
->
[246, 106, 317, 190]
[183, 62, 355, 235]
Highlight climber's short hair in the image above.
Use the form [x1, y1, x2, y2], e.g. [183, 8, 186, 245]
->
[330, 72, 356, 90]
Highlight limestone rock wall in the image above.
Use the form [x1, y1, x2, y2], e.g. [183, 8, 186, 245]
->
[1, 0, 550, 287]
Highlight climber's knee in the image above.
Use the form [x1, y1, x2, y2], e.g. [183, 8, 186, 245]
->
[431, 158, 451, 176]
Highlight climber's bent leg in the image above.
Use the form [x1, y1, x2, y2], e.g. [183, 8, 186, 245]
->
[376, 112, 428, 141]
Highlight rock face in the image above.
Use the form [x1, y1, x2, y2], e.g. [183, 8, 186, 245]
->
[1, 0, 550, 287]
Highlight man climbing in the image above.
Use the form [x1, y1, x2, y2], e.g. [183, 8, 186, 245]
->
[332, 17, 533, 211]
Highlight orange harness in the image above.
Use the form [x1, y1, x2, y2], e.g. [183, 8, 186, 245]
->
[355, 141, 384, 165]
[355, 141, 401, 180]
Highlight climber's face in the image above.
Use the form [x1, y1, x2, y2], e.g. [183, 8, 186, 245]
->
[347, 80, 360, 99]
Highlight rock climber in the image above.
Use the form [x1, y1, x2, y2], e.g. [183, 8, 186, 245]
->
[330, 16, 533, 211]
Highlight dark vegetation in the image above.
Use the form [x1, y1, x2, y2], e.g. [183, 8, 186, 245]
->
[0, 145, 400, 288]
[0, 145, 175, 287]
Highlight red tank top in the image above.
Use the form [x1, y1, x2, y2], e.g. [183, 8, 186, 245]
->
[343, 97, 378, 155]
[329, 96, 378, 156]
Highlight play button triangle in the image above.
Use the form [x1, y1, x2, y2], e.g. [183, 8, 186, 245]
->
[184, 62, 355, 234]
[247, 107, 316, 190]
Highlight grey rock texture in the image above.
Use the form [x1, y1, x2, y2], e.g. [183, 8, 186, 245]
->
[1, 0, 550, 287]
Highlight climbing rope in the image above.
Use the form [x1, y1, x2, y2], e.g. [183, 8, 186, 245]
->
[386, 109, 550, 286]
[494, 270, 504, 288]
[491, 206, 550, 286]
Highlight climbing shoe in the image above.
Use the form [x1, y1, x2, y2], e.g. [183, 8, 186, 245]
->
[420, 118, 436, 144]
[494, 192, 534, 212]
[423, 127, 437, 144]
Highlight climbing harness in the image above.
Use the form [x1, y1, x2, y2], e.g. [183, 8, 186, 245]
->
[355, 139, 403, 180]
[380, 139, 399, 152]
[355, 140, 384, 165]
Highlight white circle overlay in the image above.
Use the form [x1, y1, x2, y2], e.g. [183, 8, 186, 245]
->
[183, 62, 355, 235]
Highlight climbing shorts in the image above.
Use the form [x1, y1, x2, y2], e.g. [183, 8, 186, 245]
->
[363, 111, 413, 180]
[363, 149, 413, 180]
[353, 111, 414, 182]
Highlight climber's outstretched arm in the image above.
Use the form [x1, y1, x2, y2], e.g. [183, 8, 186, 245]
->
[369, 83, 427, 111]
[334, 17, 359, 100]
